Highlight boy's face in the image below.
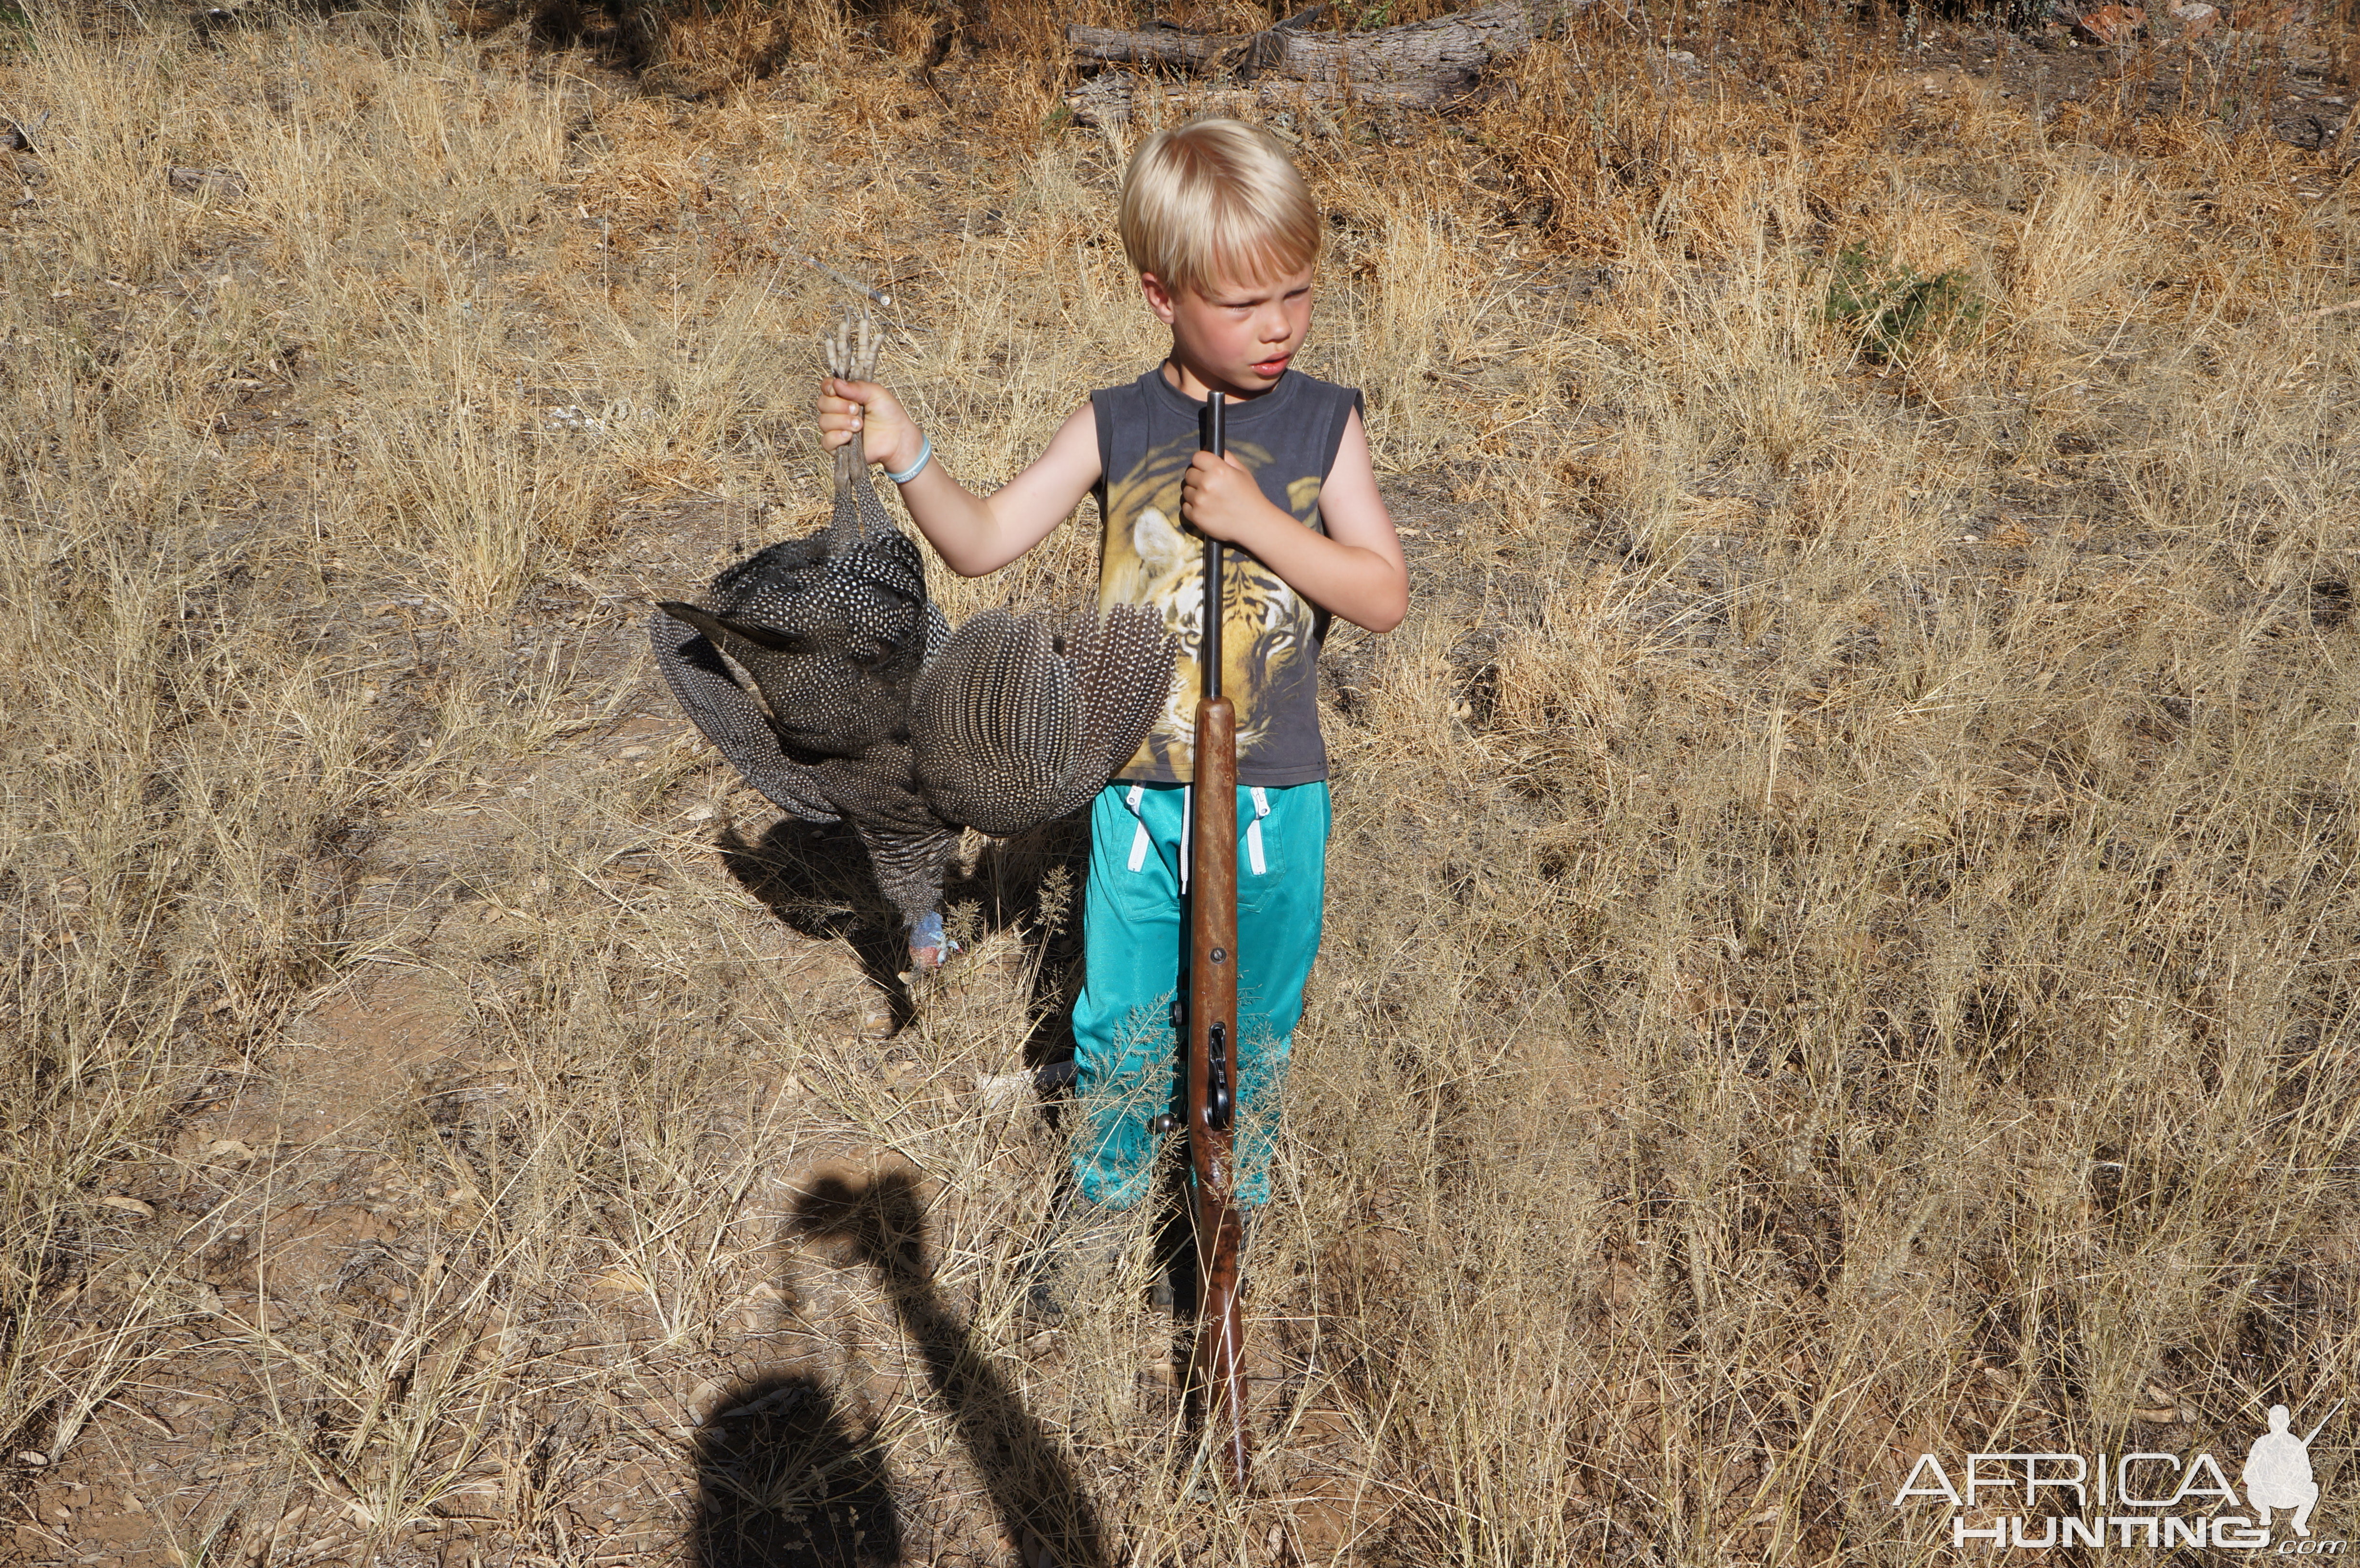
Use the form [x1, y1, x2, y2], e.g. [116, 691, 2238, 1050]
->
[1141, 261, 1315, 399]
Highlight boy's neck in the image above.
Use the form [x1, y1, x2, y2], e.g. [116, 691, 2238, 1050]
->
[1159, 355, 1280, 404]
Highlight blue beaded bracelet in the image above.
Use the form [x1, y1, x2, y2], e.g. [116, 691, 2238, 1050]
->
[885, 435, 932, 485]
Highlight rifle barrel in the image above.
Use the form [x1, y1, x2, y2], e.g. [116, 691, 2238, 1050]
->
[1188, 390, 1250, 1491]
[1202, 393, 1225, 702]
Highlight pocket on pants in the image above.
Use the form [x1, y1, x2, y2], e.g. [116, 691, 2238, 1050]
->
[1104, 784, 1180, 924]
[1235, 784, 1290, 905]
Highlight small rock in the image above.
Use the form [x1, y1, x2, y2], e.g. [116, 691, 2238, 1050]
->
[165, 167, 246, 196]
[585, 1266, 648, 1295]
[2075, 2, 2147, 41]
[974, 1070, 1034, 1109]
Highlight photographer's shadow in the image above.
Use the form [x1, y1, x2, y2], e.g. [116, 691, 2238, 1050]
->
[686, 1372, 899, 1568]
[788, 1164, 1109, 1568]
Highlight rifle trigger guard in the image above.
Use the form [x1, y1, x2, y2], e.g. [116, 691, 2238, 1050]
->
[1206, 1020, 1232, 1132]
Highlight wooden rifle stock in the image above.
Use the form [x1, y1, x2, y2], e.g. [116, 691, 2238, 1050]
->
[1187, 391, 1250, 1490]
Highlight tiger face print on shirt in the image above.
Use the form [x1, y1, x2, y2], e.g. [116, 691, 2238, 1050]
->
[1090, 366, 1362, 788]
[1098, 437, 1319, 778]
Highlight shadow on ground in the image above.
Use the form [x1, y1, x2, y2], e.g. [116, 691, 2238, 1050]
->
[717, 814, 1091, 1063]
[716, 818, 920, 1028]
[686, 1372, 901, 1568]
[782, 1164, 1111, 1568]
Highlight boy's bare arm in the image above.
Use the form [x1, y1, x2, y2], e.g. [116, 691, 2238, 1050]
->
[1180, 408, 1408, 633]
[817, 379, 1101, 578]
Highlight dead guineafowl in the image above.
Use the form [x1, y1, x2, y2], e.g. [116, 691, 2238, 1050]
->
[651, 312, 1173, 973]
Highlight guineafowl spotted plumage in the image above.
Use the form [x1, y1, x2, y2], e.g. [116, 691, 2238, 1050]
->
[651, 311, 1175, 973]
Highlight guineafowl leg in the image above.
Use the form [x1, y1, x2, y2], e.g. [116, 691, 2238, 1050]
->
[821, 310, 885, 525]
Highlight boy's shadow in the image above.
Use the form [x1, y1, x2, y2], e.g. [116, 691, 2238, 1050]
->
[715, 815, 1090, 1066]
[686, 1373, 900, 1568]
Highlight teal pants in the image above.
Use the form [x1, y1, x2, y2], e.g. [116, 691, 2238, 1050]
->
[1071, 780, 1330, 1209]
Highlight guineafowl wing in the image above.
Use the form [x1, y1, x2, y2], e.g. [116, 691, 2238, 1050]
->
[805, 743, 946, 833]
[908, 609, 1086, 837]
[655, 600, 807, 656]
[647, 610, 840, 824]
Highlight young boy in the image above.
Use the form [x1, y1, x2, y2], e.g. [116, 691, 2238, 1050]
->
[816, 118, 1407, 1280]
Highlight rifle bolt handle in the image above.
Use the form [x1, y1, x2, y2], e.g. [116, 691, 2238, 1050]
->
[1151, 1112, 1180, 1137]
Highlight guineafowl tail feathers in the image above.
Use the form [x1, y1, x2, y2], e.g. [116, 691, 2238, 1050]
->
[1066, 604, 1175, 784]
[908, 611, 1082, 837]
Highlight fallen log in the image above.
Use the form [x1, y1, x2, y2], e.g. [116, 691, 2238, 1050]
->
[1068, 23, 1236, 72]
[1068, 74, 1352, 131]
[1066, 0, 1599, 127]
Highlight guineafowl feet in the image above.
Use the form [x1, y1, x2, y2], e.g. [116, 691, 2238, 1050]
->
[823, 308, 882, 385]
[821, 309, 893, 546]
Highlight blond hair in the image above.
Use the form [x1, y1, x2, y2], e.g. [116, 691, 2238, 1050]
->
[1117, 119, 1320, 297]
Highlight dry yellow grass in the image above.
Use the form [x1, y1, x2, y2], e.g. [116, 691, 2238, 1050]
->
[4, 0, 2359, 1564]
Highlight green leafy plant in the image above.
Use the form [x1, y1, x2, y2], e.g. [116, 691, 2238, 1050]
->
[1823, 243, 1985, 362]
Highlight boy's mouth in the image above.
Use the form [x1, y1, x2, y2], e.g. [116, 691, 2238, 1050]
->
[1251, 354, 1291, 377]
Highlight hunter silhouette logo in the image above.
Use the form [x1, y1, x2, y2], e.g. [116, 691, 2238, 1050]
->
[1893, 1402, 2341, 1552]
[2245, 1404, 2327, 1539]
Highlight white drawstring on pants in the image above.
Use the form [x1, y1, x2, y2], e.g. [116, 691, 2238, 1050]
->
[1126, 784, 1271, 884]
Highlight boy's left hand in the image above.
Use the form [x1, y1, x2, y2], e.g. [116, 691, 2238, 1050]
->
[1180, 452, 1279, 546]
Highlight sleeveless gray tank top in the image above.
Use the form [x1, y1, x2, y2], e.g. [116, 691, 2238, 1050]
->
[1092, 366, 1363, 787]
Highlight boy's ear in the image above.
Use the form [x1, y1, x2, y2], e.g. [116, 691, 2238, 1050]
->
[1138, 271, 1179, 326]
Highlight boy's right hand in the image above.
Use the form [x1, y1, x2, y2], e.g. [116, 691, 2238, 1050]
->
[816, 378, 925, 477]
